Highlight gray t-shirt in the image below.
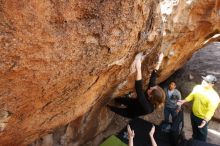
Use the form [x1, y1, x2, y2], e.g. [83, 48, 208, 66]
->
[164, 88, 182, 109]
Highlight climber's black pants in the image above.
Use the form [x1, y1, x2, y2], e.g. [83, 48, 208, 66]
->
[108, 97, 145, 119]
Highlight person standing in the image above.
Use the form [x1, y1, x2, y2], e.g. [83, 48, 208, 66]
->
[178, 75, 220, 141]
[164, 81, 182, 123]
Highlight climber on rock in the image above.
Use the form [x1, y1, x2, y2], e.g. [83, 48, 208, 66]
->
[108, 52, 165, 118]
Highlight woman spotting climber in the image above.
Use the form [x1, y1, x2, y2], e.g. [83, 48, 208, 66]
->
[127, 124, 157, 146]
[108, 52, 165, 118]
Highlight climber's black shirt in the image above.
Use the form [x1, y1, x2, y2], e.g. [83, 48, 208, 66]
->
[108, 70, 158, 118]
[135, 70, 157, 114]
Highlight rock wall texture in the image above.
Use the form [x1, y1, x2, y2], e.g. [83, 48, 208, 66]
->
[0, 0, 220, 145]
[158, 0, 220, 81]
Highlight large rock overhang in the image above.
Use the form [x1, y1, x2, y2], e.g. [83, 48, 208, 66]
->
[0, 0, 219, 145]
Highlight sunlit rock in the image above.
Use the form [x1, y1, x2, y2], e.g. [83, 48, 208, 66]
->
[0, 0, 219, 145]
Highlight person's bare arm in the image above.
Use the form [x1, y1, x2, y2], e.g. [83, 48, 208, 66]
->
[198, 120, 207, 128]
[176, 91, 182, 113]
[133, 53, 143, 81]
[136, 58, 142, 80]
[198, 101, 217, 128]
[177, 99, 187, 106]
[127, 125, 135, 146]
[149, 125, 157, 146]
[155, 53, 164, 71]
[134, 53, 154, 113]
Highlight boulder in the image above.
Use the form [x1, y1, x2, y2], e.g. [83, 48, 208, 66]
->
[0, 0, 219, 145]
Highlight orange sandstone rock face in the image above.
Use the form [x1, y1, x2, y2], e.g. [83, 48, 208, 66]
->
[159, 0, 220, 81]
[0, 0, 220, 145]
[0, 0, 162, 145]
